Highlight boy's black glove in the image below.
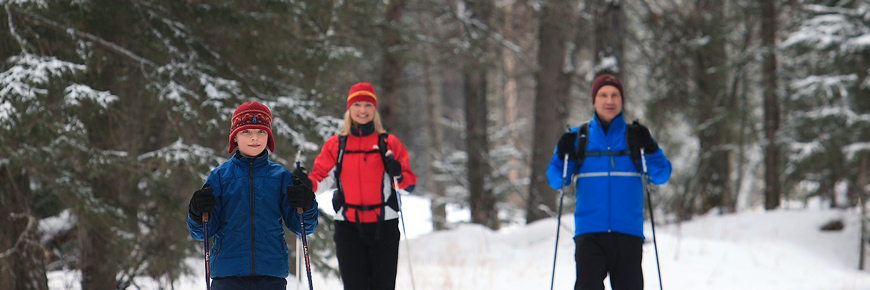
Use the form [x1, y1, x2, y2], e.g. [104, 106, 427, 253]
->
[556, 132, 581, 162]
[287, 167, 315, 210]
[628, 120, 659, 161]
[189, 184, 216, 223]
[385, 158, 403, 179]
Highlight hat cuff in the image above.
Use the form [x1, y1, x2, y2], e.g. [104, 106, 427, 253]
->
[228, 125, 274, 153]
[347, 95, 378, 109]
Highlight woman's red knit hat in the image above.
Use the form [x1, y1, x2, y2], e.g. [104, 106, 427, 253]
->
[347, 82, 378, 110]
[228, 101, 275, 153]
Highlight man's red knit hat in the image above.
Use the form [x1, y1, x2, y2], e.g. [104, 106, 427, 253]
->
[228, 101, 275, 153]
[347, 82, 378, 110]
[591, 74, 624, 104]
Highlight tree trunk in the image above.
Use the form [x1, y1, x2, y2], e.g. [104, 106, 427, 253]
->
[465, 68, 498, 229]
[0, 167, 49, 290]
[859, 154, 867, 270]
[527, 0, 575, 223]
[380, 0, 404, 130]
[591, 0, 625, 77]
[463, 0, 498, 230]
[762, 0, 781, 210]
[693, 1, 734, 214]
[425, 58, 448, 231]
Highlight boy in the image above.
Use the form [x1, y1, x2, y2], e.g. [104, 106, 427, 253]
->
[187, 101, 318, 290]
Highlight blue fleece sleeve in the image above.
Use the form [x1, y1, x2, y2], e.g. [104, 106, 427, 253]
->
[643, 148, 672, 185]
[547, 148, 577, 189]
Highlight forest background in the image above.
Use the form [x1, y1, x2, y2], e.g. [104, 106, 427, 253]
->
[1, 0, 869, 289]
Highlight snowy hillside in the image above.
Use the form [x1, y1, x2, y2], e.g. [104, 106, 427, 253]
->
[48, 196, 870, 290]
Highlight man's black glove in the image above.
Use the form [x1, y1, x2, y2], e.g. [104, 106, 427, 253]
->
[287, 167, 315, 210]
[385, 158, 403, 179]
[628, 120, 659, 161]
[556, 132, 582, 161]
[189, 184, 216, 223]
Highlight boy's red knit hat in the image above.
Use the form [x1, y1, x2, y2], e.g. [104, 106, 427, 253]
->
[591, 74, 624, 104]
[347, 82, 378, 110]
[228, 101, 275, 153]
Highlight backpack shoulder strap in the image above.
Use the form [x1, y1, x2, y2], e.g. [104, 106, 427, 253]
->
[574, 122, 590, 171]
[377, 133, 390, 166]
[335, 135, 348, 178]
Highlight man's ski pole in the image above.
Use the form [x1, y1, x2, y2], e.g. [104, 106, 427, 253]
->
[641, 148, 664, 290]
[550, 154, 570, 290]
[296, 151, 314, 290]
[202, 211, 211, 290]
[386, 150, 417, 290]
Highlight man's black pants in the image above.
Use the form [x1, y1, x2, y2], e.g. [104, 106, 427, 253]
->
[574, 232, 644, 290]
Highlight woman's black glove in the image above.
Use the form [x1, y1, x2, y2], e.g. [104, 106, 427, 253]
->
[628, 121, 659, 161]
[287, 167, 315, 210]
[385, 158, 403, 179]
[189, 184, 215, 223]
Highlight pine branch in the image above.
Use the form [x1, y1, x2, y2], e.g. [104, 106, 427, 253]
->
[8, 5, 157, 68]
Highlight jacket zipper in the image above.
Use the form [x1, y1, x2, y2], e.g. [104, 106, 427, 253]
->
[607, 146, 613, 233]
[249, 159, 256, 275]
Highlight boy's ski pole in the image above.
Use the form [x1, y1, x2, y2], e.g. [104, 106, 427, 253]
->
[202, 211, 211, 290]
[386, 150, 416, 290]
[296, 151, 314, 290]
[550, 154, 569, 290]
[641, 148, 664, 290]
[296, 236, 302, 289]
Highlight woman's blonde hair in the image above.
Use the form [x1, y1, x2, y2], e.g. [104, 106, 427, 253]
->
[340, 110, 387, 136]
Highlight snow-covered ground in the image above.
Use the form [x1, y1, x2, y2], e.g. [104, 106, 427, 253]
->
[48, 195, 870, 290]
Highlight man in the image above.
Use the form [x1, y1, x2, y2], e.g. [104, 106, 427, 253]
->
[547, 74, 672, 290]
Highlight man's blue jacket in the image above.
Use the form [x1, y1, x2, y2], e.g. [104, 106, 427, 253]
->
[547, 113, 671, 239]
[188, 151, 319, 278]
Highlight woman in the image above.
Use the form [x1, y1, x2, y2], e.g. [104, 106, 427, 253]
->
[308, 82, 417, 290]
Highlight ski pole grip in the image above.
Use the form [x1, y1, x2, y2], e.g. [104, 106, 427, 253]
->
[202, 212, 209, 223]
[640, 148, 648, 174]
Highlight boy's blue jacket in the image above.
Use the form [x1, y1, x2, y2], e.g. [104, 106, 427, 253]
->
[188, 151, 319, 279]
[547, 113, 671, 239]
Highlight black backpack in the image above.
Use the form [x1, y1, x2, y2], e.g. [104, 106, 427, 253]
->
[572, 121, 644, 173]
[331, 133, 400, 237]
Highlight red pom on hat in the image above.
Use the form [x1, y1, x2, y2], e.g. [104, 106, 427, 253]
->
[228, 101, 275, 153]
[591, 74, 624, 104]
[347, 82, 378, 110]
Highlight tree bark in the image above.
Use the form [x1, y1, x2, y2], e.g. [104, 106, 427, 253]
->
[591, 0, 625, 77]
[762, 0, 781, 210]
[464, 0, 499, 230]
[424, 57, 448, 231]
[527, 0, 575, 223]
[0, 167, 49, 290]
[380, 0, 405, 130]
[692, 0, 734, 214]
[859, 155, 867, 270]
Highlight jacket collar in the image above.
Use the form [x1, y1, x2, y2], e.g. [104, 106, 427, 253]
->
[231, 150, 270, 168]
[350, 122, 375, 137]
[591, 112, 626, 135]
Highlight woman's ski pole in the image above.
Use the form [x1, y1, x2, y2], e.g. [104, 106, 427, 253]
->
[550, 154, 570, 290]
[296, 151, 314, 290]
[641, 148, 664, 290]
[386, 150, 417, 290]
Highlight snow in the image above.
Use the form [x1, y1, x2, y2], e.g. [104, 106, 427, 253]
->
[48, 195, 870, 290]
